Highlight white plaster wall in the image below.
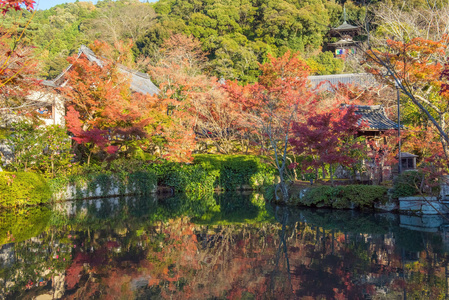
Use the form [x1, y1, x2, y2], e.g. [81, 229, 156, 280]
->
[53, 178, 156, 201]
[28, 91, 65, 126]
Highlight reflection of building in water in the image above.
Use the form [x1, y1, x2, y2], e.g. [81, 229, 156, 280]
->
[0, 236, 69, 298]
[296, 220, 449, 298]
[0, 243, 15, 268]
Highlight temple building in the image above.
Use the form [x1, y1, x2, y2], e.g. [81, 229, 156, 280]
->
[326, 7, 361, 58]
[345, 104, 400, 137]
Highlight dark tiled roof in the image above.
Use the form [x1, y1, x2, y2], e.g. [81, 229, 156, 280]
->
[342, 104, 399, 131]
[308, 73, 377, 92]
[400, 152, 418, 158]
[42, 45, 159, 96]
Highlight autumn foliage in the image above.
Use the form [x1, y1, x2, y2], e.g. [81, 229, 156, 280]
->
[60, 46, 152, 161]
[0, 2, 40, 123]
[289, 106, 363, 184]
[365, 35, 449, 162]
[0, 0, 34, 14]
[223, 51, 316, 198]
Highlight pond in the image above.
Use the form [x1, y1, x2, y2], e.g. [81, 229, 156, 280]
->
[1, 192, 449, 299]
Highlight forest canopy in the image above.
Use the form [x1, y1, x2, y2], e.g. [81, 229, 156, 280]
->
[2, 0, 372, 81]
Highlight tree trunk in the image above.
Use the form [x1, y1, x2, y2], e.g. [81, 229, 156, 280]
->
[275, 174, 289, 202]
[330, 164, 334, 186]
[51, 154, 54, 178]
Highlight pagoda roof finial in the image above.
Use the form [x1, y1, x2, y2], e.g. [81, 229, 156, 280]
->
[331, 4, 359, 31]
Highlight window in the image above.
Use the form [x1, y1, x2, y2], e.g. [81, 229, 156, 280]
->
[401, 158, 415, 169]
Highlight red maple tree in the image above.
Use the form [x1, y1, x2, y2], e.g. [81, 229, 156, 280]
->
[289, 106, 363, 185]
[225, 51, 316, 200]
[0, 0, 34, 14]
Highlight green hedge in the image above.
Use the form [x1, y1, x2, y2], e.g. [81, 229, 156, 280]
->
[144, 155, 275, 194]
[291, 185, 389, 209]
[193, 154, 276, 191]
[391, 171, 424, 198]
[1, 155, 275, 204]
[0, 172, 52, 207]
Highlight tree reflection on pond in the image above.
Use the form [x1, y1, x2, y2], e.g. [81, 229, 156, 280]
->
[1, 193, 449, 299]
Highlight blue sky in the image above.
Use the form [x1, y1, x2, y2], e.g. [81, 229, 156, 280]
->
[36, 0, 152, 11]
[36, 0, 98, 10]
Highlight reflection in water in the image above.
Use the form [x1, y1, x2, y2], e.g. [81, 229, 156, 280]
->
[1, 193, 449, 299]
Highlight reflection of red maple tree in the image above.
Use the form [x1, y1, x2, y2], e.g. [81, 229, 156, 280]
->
[56, 218, 448, 300]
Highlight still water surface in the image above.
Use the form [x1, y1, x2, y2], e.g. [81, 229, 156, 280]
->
[1, 192, 449, 299]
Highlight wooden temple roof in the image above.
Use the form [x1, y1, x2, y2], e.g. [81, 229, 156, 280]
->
[342, 104, 400, 131]
[308, 73, 377, 92]
[42, 45, 160, 96]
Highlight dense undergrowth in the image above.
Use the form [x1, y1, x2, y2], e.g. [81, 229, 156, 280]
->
[2, 154, 427, 211]
[286, 185, 389, 209]
[0, 155, 275, 207]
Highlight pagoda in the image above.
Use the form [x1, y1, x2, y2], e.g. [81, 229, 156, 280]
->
[327, 7, 361, 58]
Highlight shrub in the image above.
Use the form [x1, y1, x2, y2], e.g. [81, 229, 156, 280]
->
[392, 171, 423, 198]
[193, 154, 275, 190]
[293, 184, 388, 209]
[338, 185, 388, 208]
[164, 164, 219, 194]
[0, 172, 52, 207]
[145, 161, 183, 186]
[298, 186, 335, 207]
[5, 122, 74, 177]
[128, 171, 159, 194]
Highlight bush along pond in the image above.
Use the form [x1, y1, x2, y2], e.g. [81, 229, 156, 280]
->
[0, 155, 276, 207]
[2, 155, 448, 215]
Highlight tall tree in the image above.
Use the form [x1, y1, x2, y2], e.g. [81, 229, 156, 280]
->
[145, 34, 209, 162]
[0, 0, 43, 125]
[225, 51, 316, 201]
[364, 35, 449, 160]
[289, 106, 363, 185]
[136, 0, 360, 82]
[85, 0, 156, 44]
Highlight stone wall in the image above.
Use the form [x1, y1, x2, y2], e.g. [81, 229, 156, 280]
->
[52, 175, 157, 201]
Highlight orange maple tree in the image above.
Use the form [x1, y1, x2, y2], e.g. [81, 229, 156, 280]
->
[0, 1, 40, 123]
[365, 36, 449, 161]
[146, 34, 212, 162]
[60, 46, 152, 163]
[224, 51, 316, 200]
